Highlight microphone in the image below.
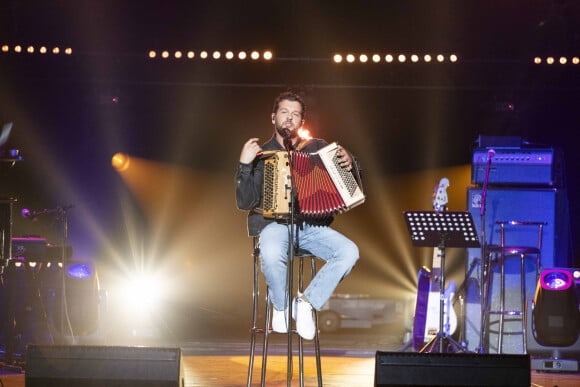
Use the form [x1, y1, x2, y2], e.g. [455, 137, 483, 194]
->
[488, 148, 495, 159]
[280, 128, 294, 151]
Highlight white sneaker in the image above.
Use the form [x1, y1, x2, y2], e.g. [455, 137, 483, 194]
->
[294, 296, 316, 340]
[272, 307, 288, 333]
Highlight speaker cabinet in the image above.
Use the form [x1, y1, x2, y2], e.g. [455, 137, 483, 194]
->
[25, 345, 184, 387]
[464, 187, 572, 353]
[374, 351, 530, 386]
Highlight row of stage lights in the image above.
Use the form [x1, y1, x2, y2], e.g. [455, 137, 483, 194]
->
[147, 49, 460, 64]
[533, 56, 580, 65]
[1, 44, 72, 55]
[333, 53, 458, 63]
[2, 44, 578, 66]
[148, 49, 272, 61]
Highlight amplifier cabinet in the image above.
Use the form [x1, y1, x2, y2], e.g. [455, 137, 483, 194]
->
[463, 187, 573, 353]
[471, 147, 563, 187]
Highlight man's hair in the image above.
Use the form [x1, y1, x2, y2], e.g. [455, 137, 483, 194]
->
[272, 90, 306, 118]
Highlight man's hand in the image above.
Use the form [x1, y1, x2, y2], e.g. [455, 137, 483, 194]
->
[336, 145, 353, 171]
[240, 137, 262, 164]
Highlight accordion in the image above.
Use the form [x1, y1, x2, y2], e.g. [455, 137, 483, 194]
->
[262, 142, 365, 219]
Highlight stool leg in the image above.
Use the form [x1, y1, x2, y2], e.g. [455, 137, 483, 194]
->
[311, 258, 323, 387]
[298, 257, 305, 387]
[261, 290, 271, 387]
[498, 252, 505, 354]
[520, 253, 526, 354]
[247, 251, 260, 387]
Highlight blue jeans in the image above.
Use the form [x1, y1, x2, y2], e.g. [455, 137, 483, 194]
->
[259, 222, 359, 311]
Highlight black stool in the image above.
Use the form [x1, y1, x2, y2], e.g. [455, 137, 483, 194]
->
[486, 220, 545, 354]
[247, 236, 322, 387]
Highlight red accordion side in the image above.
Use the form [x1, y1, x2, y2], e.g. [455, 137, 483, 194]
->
[291, 151, 347, 218]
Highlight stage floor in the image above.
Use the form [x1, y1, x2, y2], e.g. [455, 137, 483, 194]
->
[1, 336, 579, 386]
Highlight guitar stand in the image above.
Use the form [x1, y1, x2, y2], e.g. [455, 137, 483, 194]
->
[404, 211, 480, 354]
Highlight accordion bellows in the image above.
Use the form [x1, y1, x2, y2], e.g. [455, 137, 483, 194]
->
[262, 142, 365, 219]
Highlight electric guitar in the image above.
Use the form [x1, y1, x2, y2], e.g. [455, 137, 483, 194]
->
[412, 178, 458, 351]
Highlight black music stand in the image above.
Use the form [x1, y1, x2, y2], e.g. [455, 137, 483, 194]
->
[404, 211, 480, 353]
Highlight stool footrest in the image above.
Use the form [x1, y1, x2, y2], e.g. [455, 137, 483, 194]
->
[488, 310, 524, 316]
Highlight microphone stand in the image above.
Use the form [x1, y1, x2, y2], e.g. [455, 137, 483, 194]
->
[57, 205, 76, 344]
[476, 150, 494, 353]
[283, 135, 297, 387]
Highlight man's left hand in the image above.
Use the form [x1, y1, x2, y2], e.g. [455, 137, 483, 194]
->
[336, 145, 353, 171]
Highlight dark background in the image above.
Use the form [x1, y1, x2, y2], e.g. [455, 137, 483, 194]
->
[1, 0, 579, 342]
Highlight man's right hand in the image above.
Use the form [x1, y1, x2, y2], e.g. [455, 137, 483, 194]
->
[240, 137, 262, 164]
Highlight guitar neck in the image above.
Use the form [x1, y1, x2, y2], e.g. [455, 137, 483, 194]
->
[431, 247, 442, 293]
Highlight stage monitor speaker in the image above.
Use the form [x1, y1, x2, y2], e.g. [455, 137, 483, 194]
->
[526, 267, 580, 371]
[464, 187, 572, 353]
[25, 345, 184, 387]
[374, 351, 530, 386]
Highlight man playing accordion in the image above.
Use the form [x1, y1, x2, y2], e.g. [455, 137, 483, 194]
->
[235, 90, 362, 340]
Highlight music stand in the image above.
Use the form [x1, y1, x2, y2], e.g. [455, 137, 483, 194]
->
[404, 211, 480, 353]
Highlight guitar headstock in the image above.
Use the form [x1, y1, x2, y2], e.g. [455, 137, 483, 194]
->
[432, 177, 449, 212]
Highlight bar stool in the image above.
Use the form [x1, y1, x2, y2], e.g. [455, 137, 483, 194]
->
[247, 236, 322, 387]
[486, 220, 546, 354]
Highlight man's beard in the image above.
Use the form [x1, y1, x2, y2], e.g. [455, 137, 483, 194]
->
[276, 122, 297, 140]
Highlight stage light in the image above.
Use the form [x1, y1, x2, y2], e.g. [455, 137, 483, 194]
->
[112, 152, 131, 172]
[359, 54, 368, 63]
[121, 271, 166, 313]
[212, 50, 221, 60]
[200, 50, 208, 59]
[398, 54, 406, 63]
[161, 50, 169, 59]
[424, 54, 432, 62]
[534, 56, 542, 64]
[297, 127, 312, 140]
[39, 46, 47, 54]
[450, 54, 458, 62]
[26, 45, 34, 54]
[148, 50, 156, 58]
[333, 54, 342, 63]
[411, 54, 419, 63]
[250, 50, 260, 60]
[533, 268, 580, 347]
[385, 54, 394, 63]
[436, 54, 445, 62]
[65, 47, 72, 55]
[559, 56, 567, 65]
[14, 45, 22, 53]
[52, 47, 60, 55]
[263, 50, 273, 60]
[546, 56, 554, 64]
[372, 54, 381, 63]
[67, 262, 93, 279]
[225, 51, 234, 60]
[346, 54, 355, 63]
[174, 50, 182, 59]
[573, 57, 580, 65]
[1, 44, 8, 53]
[187, 50, 194, 59]
[238, 51, 247, 60]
